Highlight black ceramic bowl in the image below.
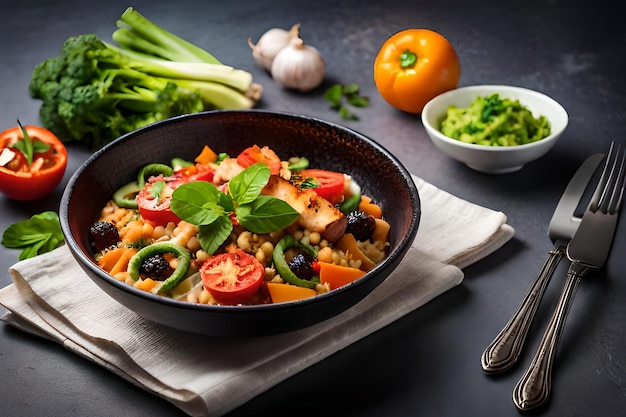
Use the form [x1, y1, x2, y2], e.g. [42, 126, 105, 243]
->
[60, 110, 420, 337]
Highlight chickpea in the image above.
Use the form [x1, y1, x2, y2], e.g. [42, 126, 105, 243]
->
[292, 230, 304, 242]
[187, 236, 201, 253]
[165, 221, 176, 236]
[198, 289, 212, 304]
[308, 231, 321, 246]
[237, 231, 253, 252]
[195, 250, 210, 263]
[152, 225, 167, 240]
[317, 246, 334, 263]
[260, 241, 274, 258]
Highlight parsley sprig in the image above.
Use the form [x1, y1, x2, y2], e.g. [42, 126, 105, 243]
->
[324, 83, 370, 120]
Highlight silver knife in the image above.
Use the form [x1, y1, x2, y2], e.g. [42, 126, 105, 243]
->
[481, 153, 604, 373]
[513, 142, 625, 410]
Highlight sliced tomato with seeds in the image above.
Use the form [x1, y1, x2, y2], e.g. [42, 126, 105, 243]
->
[137, 163, 215, 227]
[136, 181, 182, 227]
[237, 145, 281, 175]
[200, 250, 265, 305]
[298, 169, 345, 204]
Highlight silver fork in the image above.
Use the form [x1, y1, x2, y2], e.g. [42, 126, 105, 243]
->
[512, 142, 626, 411]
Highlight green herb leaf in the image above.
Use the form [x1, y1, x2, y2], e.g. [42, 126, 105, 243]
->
[342, 83, 360, 95]
[170, 164, 298, 254]
[148, 181, 166, 199]
[32, 140, 51, 153]
[171, 181, 225, 225]
[216, 153, 229, 163]
[323, 84, 343, 108]
[1, 211, 64, 260]
[236, 195, 300, 234]
[324, 83, 369, 120]
[197, 216, 233, 255]
[339, 106, 359, 121]
[347, 94, 369, 108]
[228, 163, 270, 205]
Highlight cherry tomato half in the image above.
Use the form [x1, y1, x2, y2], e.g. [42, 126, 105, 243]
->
[136, 163, 215, 227]
[201, 250, 265, 305]
[237, 145, 281, 175]
[136, 182, 182, 227]
[298, 169, 345, 204]
[0, 125, 68, 201]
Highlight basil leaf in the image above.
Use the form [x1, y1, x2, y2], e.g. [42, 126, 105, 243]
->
[236, 195, 299, 234]
[171, 182, 225, 225]
[228, 163, 270, 205]
[148, 181, 165, 199]
[197, 215, 233, 255]
[32, 140, 51, 153]
[1, 211, 64, 260]
[219, 192, 234, 212]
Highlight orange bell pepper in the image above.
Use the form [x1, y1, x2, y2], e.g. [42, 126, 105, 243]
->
[374, 29, 461, 114]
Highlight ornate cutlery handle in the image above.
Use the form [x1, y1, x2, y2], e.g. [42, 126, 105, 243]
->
[481, 246, 566, 374]
[512, 262, 589, 411]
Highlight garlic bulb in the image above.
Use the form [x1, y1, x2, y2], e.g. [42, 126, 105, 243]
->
[271, 36, 326, 92]
[248, 24, 300, 72]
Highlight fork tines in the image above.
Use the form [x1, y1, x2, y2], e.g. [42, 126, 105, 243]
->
[590, 142, 626, 215]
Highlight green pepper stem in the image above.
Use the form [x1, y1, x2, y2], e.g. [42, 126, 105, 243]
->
[400, 50, 417, 69]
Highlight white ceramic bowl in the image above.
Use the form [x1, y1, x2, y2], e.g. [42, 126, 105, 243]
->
[421, 85, 568, 174]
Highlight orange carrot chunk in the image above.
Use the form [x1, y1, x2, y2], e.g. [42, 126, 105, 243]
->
[335, 233, 376, 271]
[266, 282, 317, 303]
[195, 145, 218, 164]
[318, 261, 367, 290]
[97, 247, 137, 274]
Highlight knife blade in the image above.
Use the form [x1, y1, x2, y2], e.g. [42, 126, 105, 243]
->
[513, 142, 625, 410]
[481, 153, 604, 373]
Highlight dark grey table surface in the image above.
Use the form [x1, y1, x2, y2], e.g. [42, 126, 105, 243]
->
[1, 0, 624, 416]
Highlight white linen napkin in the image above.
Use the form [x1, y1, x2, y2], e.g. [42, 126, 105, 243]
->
[0, 175, 514, 417]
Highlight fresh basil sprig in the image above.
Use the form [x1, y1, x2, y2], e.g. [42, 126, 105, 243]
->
[2, 211, 64, 260]
[11, 119, 51, 167]
[170, 163, 299, 255]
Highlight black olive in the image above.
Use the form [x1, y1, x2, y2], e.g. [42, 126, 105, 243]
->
[346, 210, 376, 241]
[139, 254, 174, 280]
[89, 221, 120, 251]
[288, 252, 316, 281]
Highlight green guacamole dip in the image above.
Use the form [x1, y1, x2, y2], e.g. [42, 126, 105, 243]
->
[439, 93, 551, 146]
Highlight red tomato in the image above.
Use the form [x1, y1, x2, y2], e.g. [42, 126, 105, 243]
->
[137, 164, 215, 227]
[167, 163, 215, 187]
[201, 250, 265, 305]
[136, 182, 182, 227]
[0, 125, 68, 201]
[298, 169, 345, 204]
[237, 145, 281, 175]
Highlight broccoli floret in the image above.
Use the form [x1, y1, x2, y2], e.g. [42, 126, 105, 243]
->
[28, 9, 260, 149]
